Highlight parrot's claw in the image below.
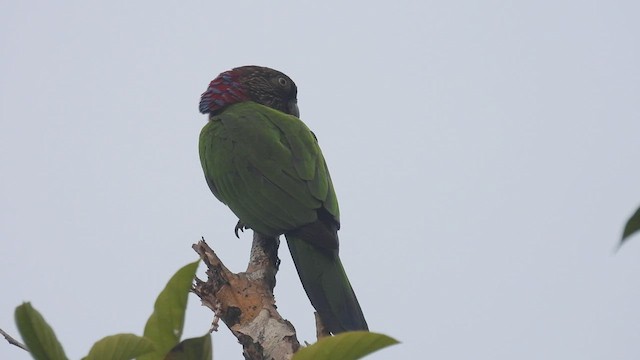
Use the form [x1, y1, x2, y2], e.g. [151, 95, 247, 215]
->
[234, 221, 247, 238]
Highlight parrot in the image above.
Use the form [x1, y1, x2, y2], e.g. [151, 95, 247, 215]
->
[198, 65, 368, 334]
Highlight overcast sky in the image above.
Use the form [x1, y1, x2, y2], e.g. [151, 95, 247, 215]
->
[2, 1, 640, 359]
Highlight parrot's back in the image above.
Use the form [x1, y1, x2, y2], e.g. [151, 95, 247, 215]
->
[199, 101, 367, 333]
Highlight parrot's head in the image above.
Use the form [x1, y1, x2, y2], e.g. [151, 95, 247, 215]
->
[199, 65, 299, 117]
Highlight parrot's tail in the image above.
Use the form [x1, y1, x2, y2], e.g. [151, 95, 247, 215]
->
[285, 232, 368, 334]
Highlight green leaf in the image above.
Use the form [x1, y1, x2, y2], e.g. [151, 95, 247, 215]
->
[292, 332, 399, 360]
[83, 334, 155, 360]
[163, 334, 212, 360]
[139, 260, 200, 360]
[14, 302, 68, 360]
[621, 206, 640, 245]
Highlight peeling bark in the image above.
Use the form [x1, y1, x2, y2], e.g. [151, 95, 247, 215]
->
[192, 234, 300, 360]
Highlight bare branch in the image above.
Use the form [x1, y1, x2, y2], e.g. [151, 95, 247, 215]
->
[0, 328, 28, 352]
[314, 312, 330, 340]
[192, 234, 300, 360]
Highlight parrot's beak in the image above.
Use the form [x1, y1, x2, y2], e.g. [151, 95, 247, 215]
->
[289, 100, 300, 118]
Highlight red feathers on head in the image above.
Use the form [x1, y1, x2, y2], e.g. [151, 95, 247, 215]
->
[199, 70, 248, 114]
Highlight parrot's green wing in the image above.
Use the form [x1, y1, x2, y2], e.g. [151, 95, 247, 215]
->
[199, 101, 367, 333]
[199, 102, 338, 239]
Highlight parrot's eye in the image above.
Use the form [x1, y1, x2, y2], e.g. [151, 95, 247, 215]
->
[277, 77, 288, 87]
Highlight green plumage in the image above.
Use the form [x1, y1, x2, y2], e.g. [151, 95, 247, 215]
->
[199, 101, 367, 333]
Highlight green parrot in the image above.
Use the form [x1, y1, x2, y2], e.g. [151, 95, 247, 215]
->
[198, 66, 368, 334]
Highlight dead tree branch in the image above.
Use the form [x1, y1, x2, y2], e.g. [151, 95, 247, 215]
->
[192, 234, 300, 360]
[0, 328, 28, 352]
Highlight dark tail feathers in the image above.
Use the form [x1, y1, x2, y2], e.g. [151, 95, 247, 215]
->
[285, 233, 368, 334]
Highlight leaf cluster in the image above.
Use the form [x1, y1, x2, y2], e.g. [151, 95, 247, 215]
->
[11, 260, 397, 360]
[14, 261, 211, 360]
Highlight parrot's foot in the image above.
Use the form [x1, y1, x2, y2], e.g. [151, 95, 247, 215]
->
[234, 220, 248, 238]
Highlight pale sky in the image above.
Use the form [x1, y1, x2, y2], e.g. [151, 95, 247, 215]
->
[2, 1, 640, 359]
